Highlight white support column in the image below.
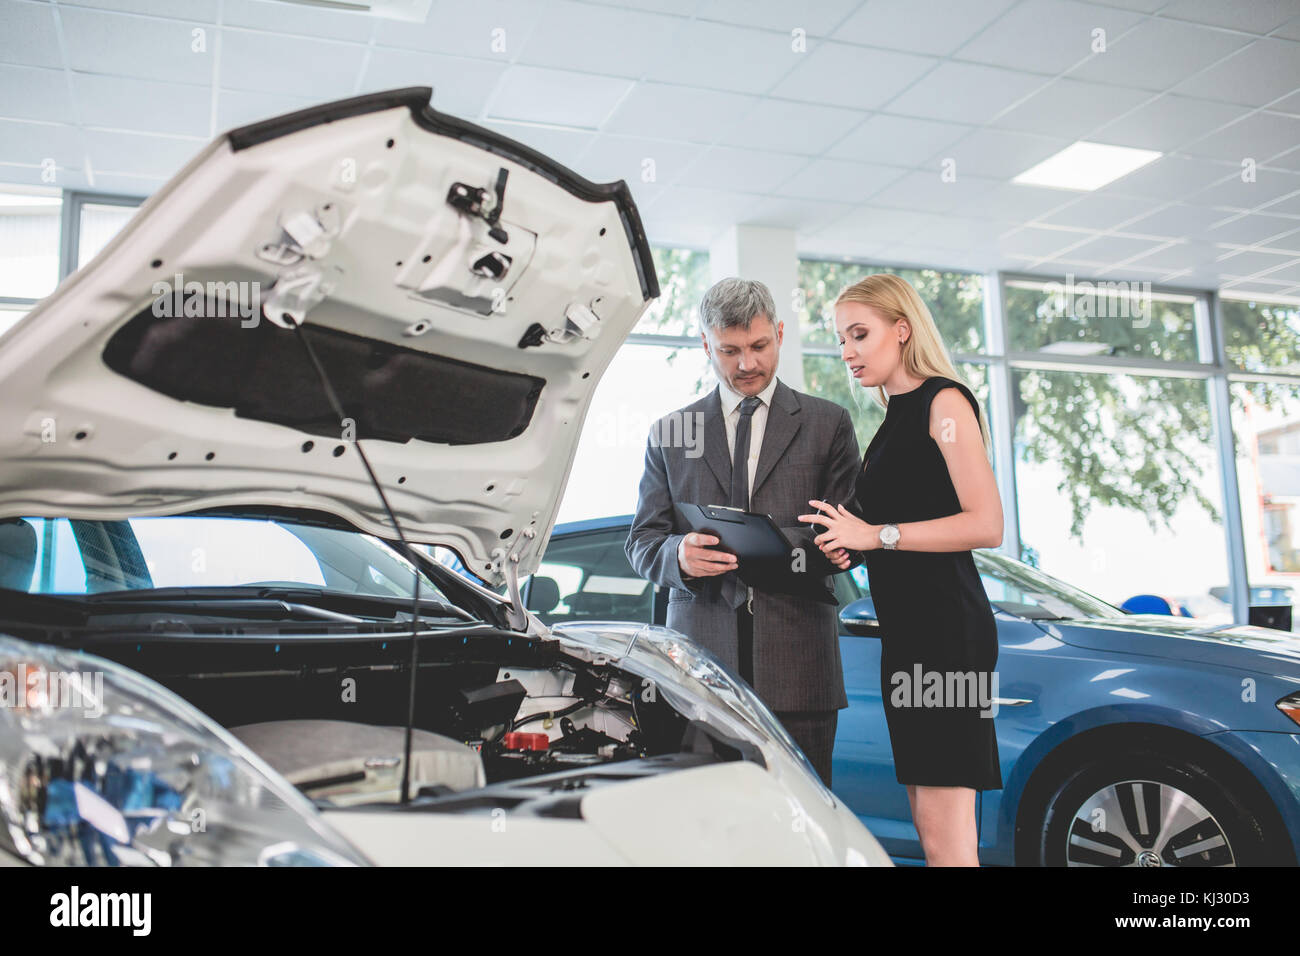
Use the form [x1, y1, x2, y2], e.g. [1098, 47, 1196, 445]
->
[708, 225, 805, 391]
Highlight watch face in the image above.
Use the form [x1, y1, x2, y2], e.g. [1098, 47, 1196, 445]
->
[881, 525, 900, 544]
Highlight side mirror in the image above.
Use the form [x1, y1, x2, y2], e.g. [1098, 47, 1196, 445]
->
[839, 597, 880, 637]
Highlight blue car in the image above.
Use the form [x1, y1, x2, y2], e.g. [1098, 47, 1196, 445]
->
[521, 515, 1300, 867]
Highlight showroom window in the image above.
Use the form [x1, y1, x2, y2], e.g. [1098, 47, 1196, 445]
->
[1224, 294, 1300, 621]
[556, 246, 715, 525]
[1003, 277, 1204, 363]
[1011, 367, 1228, 608]
[0, 187, 142, 338]
[0, 188, 62, 336]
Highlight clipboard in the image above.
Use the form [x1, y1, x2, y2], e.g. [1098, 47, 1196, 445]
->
[674, 502, 839, 604]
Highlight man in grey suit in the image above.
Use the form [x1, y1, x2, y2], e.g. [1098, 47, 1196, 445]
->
[624, 277, 862, 786]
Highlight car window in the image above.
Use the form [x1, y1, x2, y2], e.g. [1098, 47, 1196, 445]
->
[526, 528, 652, 626]
[130, 517, 326, 589]
[6, 518, 89, 593]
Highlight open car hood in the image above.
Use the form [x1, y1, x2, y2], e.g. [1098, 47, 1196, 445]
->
[0, 88, 657, 589]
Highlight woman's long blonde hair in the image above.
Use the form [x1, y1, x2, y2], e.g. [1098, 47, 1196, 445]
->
[835, 273, 993, 460]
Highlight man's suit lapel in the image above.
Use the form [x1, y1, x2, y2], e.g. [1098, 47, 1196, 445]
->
[700, 386, 731, 494]
[752, 379, 801, 499]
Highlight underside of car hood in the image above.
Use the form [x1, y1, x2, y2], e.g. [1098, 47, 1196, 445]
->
[0, 87, 657, 589]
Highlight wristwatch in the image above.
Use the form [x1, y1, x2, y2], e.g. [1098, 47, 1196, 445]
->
[879, 523, 901, 550]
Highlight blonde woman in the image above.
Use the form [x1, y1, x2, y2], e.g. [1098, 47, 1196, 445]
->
[797, 273, 1003, 867]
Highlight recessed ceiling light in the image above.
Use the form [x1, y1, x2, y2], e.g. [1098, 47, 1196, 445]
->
[1013, 141, 1162, 191]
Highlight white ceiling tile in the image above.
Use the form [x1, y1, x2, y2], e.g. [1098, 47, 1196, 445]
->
[60, 6, 212, 83]
[1067, 17, 1252, 91]
[0, 64, 75, 122]
[223, 0, 374, 40]
[713, 99, 866, 156]
[676, 146, 806, 192]
[1124, 202, 1239, 237]
[698, 0, 860, 36]
[643, 19, 798, 94]
[517, 0, 682, 78]
[826, 112, 971, 167]
[1036, 193, 1164, 229]
[1266, 145, 1300, 173]
[908, 214, 1011, 250]
[575, 134, 703, 187]
[214, 88, 316, 131]
[996, 224, 1086, 258]
[738, 195, 857, 232]
[1172, 38, 1300, 106]
[1064, 233, 1170, 264]
[486, 65, 632, 128]
[88, 171, 164, 195]
[989, 77, 1153, 137]
[642, 185, 762, 235]
[72, 73, 210, 137]
[1275, 17, 1300, 41]
[0, 118, 83, 167]
[956, 181, 1079, 220]
[770, 41, 938, 111]
[770, 158, 905, 203]
[867, 168, 999, 214]
[954, 0, 1146, 73]
[834, 0, 1017, 56]
[60, 0, 220, 20]
[1160, 0, 1300, 34]
[809, 204, 929, 242]
[1257, 190, 1300, 216]
[581, 0, 700, 14]
[371, 0, 543, 57]
[1123, 240, 1222, 270]
[1180, 110, 1300, 165]
[219, 29, 366, 99]
[359, 50, 506, 118]
[944, 127, 1072, 180]
[885, 61, 1047, 125]
[1096, 152, 1231, 200]
[0, 1, 61, 68]
[1203, 213, 1300, 245]
[1214, 247, 1299, 273]
[477, 120, 596, 171]
[1190, 166, 1300, 209]
[82, 129, 203, 178]
[1088, 92, 1246, 152]
[602, 82, 758, 143]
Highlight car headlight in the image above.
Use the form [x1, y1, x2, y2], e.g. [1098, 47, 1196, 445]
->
[0, 635, 370, 866]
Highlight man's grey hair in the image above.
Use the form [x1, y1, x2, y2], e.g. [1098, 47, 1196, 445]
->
[698, 277, 778, 334]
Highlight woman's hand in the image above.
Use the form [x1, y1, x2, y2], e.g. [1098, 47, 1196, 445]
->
[797, 499, 878, 555]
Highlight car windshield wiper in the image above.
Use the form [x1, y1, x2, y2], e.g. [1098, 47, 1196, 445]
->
[81, 586, 476, 623]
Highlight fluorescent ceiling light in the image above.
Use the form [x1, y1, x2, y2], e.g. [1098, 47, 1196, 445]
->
[1013, 141, 1162, 191]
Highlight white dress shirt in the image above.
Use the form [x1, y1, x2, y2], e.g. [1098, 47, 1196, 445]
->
[718, 374, 779, 509]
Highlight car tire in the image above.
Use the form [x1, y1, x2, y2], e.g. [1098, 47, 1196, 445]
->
[1035, 749, 1271, 866]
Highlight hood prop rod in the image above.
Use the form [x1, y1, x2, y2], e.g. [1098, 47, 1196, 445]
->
[282, 313, 425, 806]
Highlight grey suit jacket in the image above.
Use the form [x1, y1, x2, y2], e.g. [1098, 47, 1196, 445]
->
[624, 378, 861, 711]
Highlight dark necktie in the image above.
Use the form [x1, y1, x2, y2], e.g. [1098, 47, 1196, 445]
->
[723, 395, 762, 609]
[730, 396, 761, 509]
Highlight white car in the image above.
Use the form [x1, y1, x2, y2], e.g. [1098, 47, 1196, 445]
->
[0, 87, 890, 867]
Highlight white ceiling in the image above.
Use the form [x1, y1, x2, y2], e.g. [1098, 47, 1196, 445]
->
[2, 0, 1300, 295]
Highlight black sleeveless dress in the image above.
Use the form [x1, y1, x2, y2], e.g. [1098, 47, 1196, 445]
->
[853, 375, 1002, 791]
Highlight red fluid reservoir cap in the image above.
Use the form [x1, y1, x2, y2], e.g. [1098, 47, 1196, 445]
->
[503, 731, 549, 751]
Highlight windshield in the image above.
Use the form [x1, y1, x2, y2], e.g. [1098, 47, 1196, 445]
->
[1, 514, 447, 603]
[972, 550, 1126, 620]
